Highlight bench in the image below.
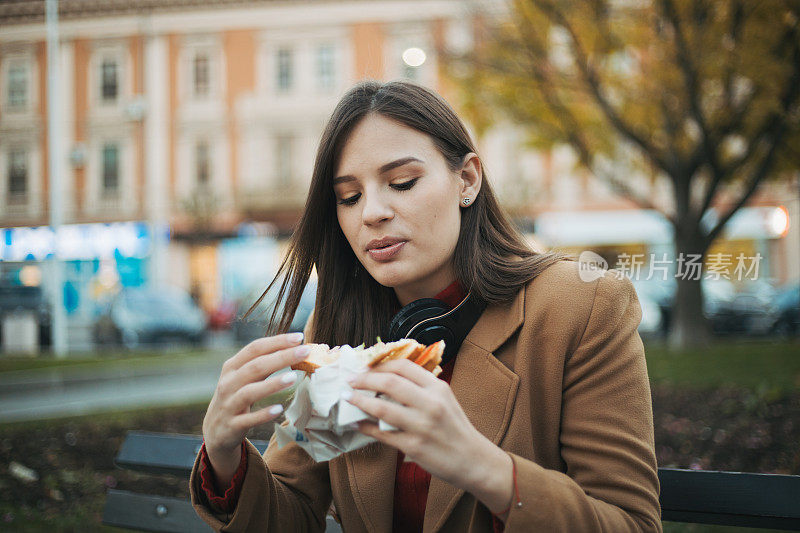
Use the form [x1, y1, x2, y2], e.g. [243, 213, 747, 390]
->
[103, 431, 800, 532]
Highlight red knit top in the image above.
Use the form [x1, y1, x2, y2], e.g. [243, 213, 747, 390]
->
[199, 279, 506, 532]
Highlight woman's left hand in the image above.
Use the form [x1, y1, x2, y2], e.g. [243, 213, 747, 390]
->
[343, 358, 506, 494]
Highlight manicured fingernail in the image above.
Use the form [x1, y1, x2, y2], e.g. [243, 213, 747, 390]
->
[340, 390, 352, 401]
[288, 332, 304, 344]
[268, 404, 283, 415]
[294, 345, 310, 358]
[281, 372, 297, 384]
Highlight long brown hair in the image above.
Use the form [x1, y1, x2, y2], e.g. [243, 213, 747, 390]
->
[246, 79, 573, 346]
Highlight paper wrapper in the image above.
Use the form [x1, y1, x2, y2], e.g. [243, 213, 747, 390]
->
[273, 344, 399, 462]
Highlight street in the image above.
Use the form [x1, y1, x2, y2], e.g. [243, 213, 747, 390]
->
[0, 350, 230, 423]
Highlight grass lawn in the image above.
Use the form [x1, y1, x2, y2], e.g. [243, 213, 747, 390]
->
[644, 338, 800, 394]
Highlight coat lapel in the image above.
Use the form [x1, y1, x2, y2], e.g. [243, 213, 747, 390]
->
[344, 441, 397, 532]
[423, 286, 525, 533]
[345, 286, 525, 533]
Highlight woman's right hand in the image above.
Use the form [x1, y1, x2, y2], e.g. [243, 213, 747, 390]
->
[202, 332, 310, 486]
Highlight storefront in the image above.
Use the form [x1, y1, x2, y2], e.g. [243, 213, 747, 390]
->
[0, 221, 166, 351]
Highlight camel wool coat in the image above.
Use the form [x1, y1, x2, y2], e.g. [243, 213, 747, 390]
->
[189, 260, 663, 532]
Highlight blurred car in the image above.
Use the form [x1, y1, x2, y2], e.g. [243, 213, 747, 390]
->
[93, 285, 207, 349]
[770, 282, 800, 337]
[704, 278, 776, 336]
[208, 299, 238, 330]
[232, 280, 317, 343]
[0, 284, 51, 349]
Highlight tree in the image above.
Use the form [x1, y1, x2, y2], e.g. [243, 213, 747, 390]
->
[446, 0, 800, 349]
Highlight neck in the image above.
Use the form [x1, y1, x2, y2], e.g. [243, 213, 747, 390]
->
[393, 271, 458, 307]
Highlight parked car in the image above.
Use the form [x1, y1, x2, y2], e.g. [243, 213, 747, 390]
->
[232, 280, 317, 343]
[704, 278, 776, 336]
[770, 282, 800, 337]
[93, 286, 207, 349]
[208, 299, 238, 330]
[0, 284, 51, 350]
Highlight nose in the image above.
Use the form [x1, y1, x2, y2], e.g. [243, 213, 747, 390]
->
[361, 190, 394, 226]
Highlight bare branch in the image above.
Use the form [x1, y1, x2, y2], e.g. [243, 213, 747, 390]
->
[658, 0, 722, 206]
[534, 1, 676, 177]
[704, 36, 800, 246]
[703, 133, 783, 247]
[696, 14, 798, 219]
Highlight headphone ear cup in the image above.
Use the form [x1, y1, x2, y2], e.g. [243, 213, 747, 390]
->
[387, 299, 450, 341]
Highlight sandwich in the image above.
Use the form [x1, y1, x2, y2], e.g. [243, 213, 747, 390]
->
[291, 338, 445, 377]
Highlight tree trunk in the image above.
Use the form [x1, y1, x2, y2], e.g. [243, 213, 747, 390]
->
[668, 231, 712, 351]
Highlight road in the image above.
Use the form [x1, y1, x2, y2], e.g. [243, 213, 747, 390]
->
[0, 350, 229, 423]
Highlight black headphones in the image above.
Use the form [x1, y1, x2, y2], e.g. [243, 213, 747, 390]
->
[384, 291, 487, 365]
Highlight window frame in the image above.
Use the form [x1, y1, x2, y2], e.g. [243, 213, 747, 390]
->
[101, 143, 120, 198]
[7, 147, 28, 202]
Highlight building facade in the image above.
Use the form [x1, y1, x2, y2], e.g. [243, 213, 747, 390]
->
[0, 0, 796, 350]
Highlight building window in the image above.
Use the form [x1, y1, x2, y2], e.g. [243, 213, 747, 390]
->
[316, 44, 335, 92]
[7, 149, 27, 202]
[276, 48, 292, 92]
[102, 143, 119, 196]
[193, 52, 210, 98]
[101, 59, 118, 102]
[7, 64, 28, 110]
[196, 141, 210, 185]
[276, 135, 292, 186]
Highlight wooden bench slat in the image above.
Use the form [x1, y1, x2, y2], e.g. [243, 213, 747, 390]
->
[103, 489, 343, 533]
[659, 468, 800, 521]
[114, 431, 267, 476]
[102, 489, 215, 532]
[662, 510, 800, 531]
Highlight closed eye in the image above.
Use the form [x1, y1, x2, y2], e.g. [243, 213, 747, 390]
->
[391, 177, 420, 191]
[337, 193, 361, 206]
[336, 178, 420, 207]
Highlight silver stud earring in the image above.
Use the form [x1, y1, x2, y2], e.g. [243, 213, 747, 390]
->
[462, 198, 471, 206]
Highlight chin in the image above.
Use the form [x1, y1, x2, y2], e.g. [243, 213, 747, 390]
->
[365, 262, 415, 288]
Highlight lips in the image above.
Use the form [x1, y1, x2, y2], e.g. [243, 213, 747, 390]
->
[366, 237, 407, 262]
[366, 236, 406, 251]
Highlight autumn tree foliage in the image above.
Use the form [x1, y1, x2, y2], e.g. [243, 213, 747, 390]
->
[448, 0, 800, 348]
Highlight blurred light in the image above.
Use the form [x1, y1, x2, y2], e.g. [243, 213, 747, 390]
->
[19, 265, 42, 287]
[770, 205, 789, 237]
[402, 47, 426, 68]
[0, 222, 152, 261]
[98, 260, 119, 289]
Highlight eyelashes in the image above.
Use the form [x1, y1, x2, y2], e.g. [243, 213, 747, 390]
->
[336, 177, 420, 207]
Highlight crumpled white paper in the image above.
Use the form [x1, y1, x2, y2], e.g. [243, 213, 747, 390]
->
[273, 344, 399, 462]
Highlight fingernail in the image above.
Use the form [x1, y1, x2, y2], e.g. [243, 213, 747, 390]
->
[268, 404, 283, 415]
[346, 375, 356, 384]
[294, 345, 310, 358]
[287, 332, 304, 344]
[281, 372, 297, 384]
[340, 390, 352, 401]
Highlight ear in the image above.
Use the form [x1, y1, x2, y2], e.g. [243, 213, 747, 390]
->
[458, 152, 482, 206]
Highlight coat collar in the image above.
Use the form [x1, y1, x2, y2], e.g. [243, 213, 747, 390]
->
[343, 285, 525, 532]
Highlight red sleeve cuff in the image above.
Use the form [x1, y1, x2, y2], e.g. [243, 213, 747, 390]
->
[492, 513, 506, 533]
[199, 440, 248, 512]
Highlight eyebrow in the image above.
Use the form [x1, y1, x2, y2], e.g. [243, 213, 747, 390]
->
[333, 156, 424, 186]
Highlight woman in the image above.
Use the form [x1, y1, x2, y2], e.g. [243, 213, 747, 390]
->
[190, 80, 662, 532]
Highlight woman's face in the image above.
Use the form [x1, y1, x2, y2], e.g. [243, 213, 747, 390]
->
[333, 113, 481, 305]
